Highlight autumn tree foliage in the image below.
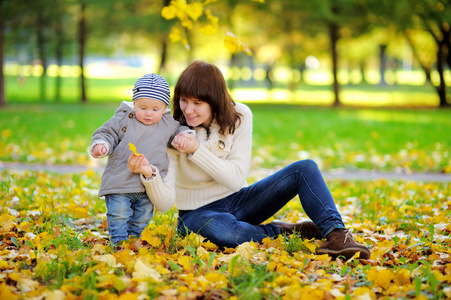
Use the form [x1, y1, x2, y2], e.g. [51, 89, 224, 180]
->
[160, 0, 256, 55]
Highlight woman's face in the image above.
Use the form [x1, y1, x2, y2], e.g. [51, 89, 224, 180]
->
[179, 96, 213, 127]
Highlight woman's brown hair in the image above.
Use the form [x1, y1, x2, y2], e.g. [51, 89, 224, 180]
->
[172, 61, 242, 135]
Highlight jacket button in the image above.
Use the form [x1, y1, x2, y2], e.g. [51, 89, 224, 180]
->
[121, 127, 127, 132]
[218, 140, 225, 150]
[128, 113, 133, 119]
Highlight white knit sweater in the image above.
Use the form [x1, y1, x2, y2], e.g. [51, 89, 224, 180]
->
[141, 102, 253, 211]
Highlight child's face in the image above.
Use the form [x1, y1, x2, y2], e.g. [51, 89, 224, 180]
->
[133, 98, 167, 126]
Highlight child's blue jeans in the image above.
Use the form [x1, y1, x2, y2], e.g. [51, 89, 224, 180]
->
[105, 192, 153, 245]
[177, 159, 345, 249]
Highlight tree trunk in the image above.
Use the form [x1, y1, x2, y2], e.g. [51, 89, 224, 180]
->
[0, 0, 6, 108]
[36, 10, 47, 102]
[78, 3, 87, 103]
[379, 44, 387, 87]
[285, 21, 298, 93]
[330, 22, 340, 106]
[265, 63, 273, 91]
[158, 39, 168, 74]
[436, 38, 449, 107]
[444, 25, 451, 69]
[359, 62, 367, 84]
[157, 0, 171, 74]
[228, 53, 237, 91]
[55, 16, 63, 102]
[288, 49, 298, 93]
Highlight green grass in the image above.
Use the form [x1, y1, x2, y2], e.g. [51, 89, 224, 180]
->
[0, 102, 450, 172]
[250, 104, 451, 171]
[5, 76, 136, 103]
[2, 74, 451, 172]
[4, 74, 446, 106]
[0, 103, 118, 165]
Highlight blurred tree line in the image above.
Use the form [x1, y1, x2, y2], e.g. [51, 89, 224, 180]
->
[0, 0, 450, 108]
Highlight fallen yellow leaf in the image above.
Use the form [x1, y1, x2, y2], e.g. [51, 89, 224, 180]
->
[140, 229, 161, 248]
[93, 254, 118, 267]
[370, 239, 393, 260]
[42, 290, 66, 300]
[205, 273, 228, 289]
[178, 256, 192, 272]
[353, 286, 376, 300]
[303, 239, 317, 253]
[132, 258, 161, 282]
[118, 292, 140, 300]
[0, 282, 16, 300]
[367, 267, 394, 289]
[0, 260, 9, 269]
[0, 214, 16, 233]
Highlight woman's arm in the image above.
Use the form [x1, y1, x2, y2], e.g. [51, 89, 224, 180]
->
[128, 152, 176, 213]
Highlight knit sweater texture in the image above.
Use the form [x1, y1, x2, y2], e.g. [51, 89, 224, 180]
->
[142, 102, 253, 211]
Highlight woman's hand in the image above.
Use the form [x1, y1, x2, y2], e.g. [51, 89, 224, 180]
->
[127, 153, 154, 179]
[172, 132, 199, 154]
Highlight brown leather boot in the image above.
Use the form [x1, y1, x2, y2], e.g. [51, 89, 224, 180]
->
[317, 228, 370, 260]
[271, 221, 323, 240]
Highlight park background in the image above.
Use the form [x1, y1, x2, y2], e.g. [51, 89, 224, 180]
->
[1, 0, 451, 299]
[1, 0, 451, 108]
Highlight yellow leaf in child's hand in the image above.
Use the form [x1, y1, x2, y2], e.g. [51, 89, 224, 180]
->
[128, 143, 142, 156]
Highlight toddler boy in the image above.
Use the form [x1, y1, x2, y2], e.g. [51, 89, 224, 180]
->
[90, 73, 192, 245]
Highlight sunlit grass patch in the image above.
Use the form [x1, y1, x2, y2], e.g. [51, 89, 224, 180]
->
[249, 105, 451, 172]
[0, 103, 114, 165]
[2, 103, 451, 174]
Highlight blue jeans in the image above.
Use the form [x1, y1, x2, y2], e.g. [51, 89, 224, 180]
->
[177, 159, 344, 248]
[105, 193, 154, 245]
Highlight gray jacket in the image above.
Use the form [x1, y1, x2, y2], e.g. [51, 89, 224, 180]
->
[90, 101, 191, 197]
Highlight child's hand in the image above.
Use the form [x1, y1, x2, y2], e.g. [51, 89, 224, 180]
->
[128, 153, 154, 179]
[91, 144, 107, 158]
[172, 133, 199, 154]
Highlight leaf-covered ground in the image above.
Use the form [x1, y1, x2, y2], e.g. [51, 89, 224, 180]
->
[1, 169, 451, 299]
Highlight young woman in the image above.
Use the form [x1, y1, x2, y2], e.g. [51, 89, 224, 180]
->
[128, 61, 370, 260]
